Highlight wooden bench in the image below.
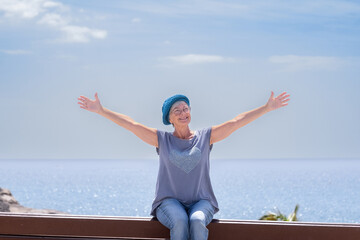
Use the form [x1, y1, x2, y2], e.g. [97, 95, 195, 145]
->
[1, 212, 360, 240]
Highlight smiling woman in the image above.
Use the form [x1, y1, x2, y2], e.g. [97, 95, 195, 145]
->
[169, 103, 192, 127]
[77, 91, 290, 240]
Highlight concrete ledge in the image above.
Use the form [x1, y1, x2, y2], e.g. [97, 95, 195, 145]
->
[1, 212, 360, 240]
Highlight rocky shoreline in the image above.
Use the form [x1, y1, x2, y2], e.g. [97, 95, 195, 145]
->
[0, 187, 65, 214]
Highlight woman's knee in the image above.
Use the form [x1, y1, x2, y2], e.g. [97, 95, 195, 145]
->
[189, 200, 215, 226]
[189, 212, 206, 228]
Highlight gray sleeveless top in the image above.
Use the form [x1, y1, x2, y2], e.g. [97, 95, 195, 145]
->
[151, 127, 219, 216]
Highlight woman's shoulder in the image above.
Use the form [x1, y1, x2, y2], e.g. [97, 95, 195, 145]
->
[197, 127, 212, 135]
[156, 129, 169, 137]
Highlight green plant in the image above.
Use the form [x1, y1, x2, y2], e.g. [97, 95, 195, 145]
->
[259, 204, 299, 221]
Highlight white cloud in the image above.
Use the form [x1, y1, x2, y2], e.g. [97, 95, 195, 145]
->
[61, 25, 107, 43]
[131, 17, 141, 23]
[38, 13, 67, 27]
[1, 49, 32, 55]
[269, 55, 343, 72]
[165, 54, 230, 65]
[43, 1, 62, 9]
[0, 0, 58, 18]
[0, 0, 107, 43]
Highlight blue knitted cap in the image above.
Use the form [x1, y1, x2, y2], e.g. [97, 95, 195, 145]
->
[162, 94, 190, 125]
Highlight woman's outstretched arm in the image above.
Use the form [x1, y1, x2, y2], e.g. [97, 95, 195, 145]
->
[78, 93, 158, 147]
[210, 91, 290, 145]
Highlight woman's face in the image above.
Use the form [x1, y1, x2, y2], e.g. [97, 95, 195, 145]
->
[169, 101, 191, 127]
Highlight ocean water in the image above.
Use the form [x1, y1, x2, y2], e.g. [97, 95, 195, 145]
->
[1, 158, 359, 223]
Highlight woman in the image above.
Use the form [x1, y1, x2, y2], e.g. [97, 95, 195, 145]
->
[77, 91, 290, 240]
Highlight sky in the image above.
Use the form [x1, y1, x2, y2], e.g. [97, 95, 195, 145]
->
[0, 0, 359, 160]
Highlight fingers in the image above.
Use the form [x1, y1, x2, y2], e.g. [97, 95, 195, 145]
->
[77, 95, 89, 109]
[279, 94, 290, 101]
[279, 96, 290, 107]
[77, 101, 86, 107]
[271, 91, 290, 109]
[95, 92, 99, 101]
[282, 98, 290, 103]
[77, 94, 97, 110]
[78, 95, 90, 101]
[271, 91, 290, 101]
[275, 91, 290, 101]
[277, 92, 287, 98]
[78, 97, 88, 105]
[78, 101, 89, 111]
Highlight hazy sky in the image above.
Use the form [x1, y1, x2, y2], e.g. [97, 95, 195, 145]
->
[1, 0, 359, 160]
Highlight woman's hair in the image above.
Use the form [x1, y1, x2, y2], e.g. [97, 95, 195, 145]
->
[169, 101, 187, 113]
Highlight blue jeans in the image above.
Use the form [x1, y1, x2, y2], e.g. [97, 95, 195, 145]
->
[156, 198, 215, 240]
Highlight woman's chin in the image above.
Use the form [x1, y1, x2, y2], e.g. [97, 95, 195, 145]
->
[174, 120, 190, 127]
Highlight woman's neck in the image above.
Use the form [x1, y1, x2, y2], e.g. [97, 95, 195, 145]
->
[173, 126, 194, 140]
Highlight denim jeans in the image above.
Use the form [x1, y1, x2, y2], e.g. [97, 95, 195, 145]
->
[156, 198, 215, 240]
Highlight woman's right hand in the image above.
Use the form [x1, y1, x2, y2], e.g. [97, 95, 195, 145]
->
[78, 92, 103, 114]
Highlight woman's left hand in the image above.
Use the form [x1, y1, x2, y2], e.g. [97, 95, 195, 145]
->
[266, 91, 290, 112]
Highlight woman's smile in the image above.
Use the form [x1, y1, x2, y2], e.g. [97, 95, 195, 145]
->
[178, 116, 189, 121]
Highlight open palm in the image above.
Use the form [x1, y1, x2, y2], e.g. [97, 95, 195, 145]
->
[266, 91, 290, 112]
[78, 92, 102, 113]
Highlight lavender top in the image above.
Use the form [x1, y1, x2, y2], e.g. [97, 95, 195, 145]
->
[151, 127, 219, 216]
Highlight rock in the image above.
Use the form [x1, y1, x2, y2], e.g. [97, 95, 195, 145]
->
[0, 187, 65, 214]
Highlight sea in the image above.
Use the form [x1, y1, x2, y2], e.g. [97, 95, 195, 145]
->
[1, 158, 359, 223]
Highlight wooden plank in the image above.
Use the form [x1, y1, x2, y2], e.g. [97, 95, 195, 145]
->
[1, 213, 360, 240]
[0, 236, 147, 240]
[209, 219, 360, 240]
[0, 213, 169, 239]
